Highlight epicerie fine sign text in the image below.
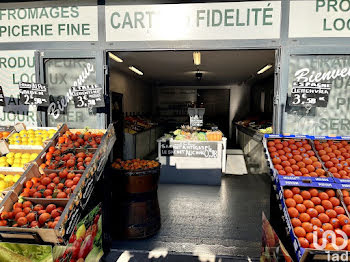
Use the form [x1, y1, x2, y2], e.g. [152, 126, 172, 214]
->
[0, 6, 93, 39]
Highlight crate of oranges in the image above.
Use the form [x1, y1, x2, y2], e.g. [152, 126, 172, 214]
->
[313, 139, 350, 184]
[264, 135, 334, 183]
[277, 179, 350, 260]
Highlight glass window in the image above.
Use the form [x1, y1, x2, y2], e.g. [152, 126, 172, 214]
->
[44, 58, 99, 128]
[284, 55, 350, 136]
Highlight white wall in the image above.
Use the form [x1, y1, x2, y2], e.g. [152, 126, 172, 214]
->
[109, 67, 152, 115]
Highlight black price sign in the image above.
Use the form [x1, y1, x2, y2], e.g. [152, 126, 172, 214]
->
[0, 86, 5, 106]
[290, 82, 331, 107]
[161, 140, 174, 156]
[72, 85, 105, 108]
[19, 82, 49, 106]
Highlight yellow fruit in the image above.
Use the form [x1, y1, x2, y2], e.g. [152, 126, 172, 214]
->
[0, 181, 7, 190]
[6, 158, 14, 166]
[14, 153, 22, 159]
[30, 153, 38, 161]
[21, 153, 30, 159]
[49, 129, 56, 134]
[0, 174, 5, 179]
[0, 157, 6, 162]
[13, 175, 21, 182]
[4, 175, 13, 183]
[6, 152, 15, 158]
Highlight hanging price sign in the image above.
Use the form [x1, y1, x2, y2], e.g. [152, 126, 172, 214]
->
[0, 86, 5, 106]
[19, 82, 49, 106]
[72, 85, 105, 108]
[290, 82, 331, 107]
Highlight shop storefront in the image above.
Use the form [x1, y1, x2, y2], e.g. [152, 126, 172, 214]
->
[1, 0, 350, 261]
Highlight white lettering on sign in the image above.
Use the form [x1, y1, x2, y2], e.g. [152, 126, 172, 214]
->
[105, 1, 281, 41]
[48, 62, 94, 119]
[0, 1, 98, 42]
[295, 68, 350, 83]
[290, 0, 350, 38]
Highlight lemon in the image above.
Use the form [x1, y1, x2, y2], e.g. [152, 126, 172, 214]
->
[30, 153, 38, 161]
[0, 180, 7, 190]
[21, 153, 30, 159]
[6, 152, 15, 158]
[4, 176, 13, 183]
[13, 174, 21, 182]
[13, 134, 20, 139]
[0, 157, 6, 162]
[14, 153, 22, 159]
[0, 174, 5, 179]
[49, 129, 56, 134]
[14, 140, 21, 145]
[6, 158, 14, 166]
[0, 163, 9, 167]
[21, 159, 29, 164]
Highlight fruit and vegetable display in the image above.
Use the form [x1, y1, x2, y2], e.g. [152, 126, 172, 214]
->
[19, 171, 82, 199]
[172, 126, 223, 141]
[0, 152, 39, 168]
[0, 131, 11, 139]
[284, 186, 350, 251]
[112, 159, 160, 171]
[314, 140, 350, 180]
[124, 116, 156, 134]
[0, 200, 64, 229]
[53, 205, 103, 262]
[268, 139, 327, 177]
[7, 129, 56, 146]
[236, 119, 272, 133]
[0, 173, 21, 192]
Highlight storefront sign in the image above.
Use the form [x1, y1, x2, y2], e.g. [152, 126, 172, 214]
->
[72, 84, 104, 108]
[0, 87, 5, 107]
[171, 141, 218, 158]
[19, 82, 49, 106]
[290, 82, 331, 107]
[105, 1, 281, 41]
[289, 0, 350, 38]
[0, 50, 37, 126]
[0, 1, 98, 42]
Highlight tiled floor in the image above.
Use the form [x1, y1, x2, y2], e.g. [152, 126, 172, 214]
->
[105, 174, 270, 262]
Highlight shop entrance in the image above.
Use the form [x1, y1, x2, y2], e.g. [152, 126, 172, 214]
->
[105, 49, 277, 260]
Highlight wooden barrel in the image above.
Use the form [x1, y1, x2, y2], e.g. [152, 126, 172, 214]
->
[121, 166, 160, 194]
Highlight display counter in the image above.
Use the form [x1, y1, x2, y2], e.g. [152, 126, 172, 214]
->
[157, 137, 227, 186]
[234, 124, 269, 174]
[124, 126, 162, 159]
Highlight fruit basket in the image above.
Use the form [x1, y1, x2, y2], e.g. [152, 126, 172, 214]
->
[312, 139, 350, 184]
[276, 179, 350, 260]
[263, 135, 334, 183]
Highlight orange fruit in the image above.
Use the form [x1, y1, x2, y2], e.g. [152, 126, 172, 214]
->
[322, 223, 334, 231]
[318, 238, 328, 247]
[344, 196, 350, 206]
[304, 200, 315, 209]
[283, 189, 294, 198]
[309, 189, 319, 197]
[284, 166, 293, 174]
[311, 217, 322, 227]
[319, 213, 330, 223]
[286, 198, 297, 208]
[338, 215, 350, 226]
[329, 197, 340, 207]
[291, 164, 299, 171]
[293, 194, 304, 204]
[296, 204, 306, 213]
[291, 218, 302, 227]
[306, 165, 315, 172]
[343, 225, 350, 236]
[298, 237, 309, 248]
[330, 218, 340, 229]
[294, 226, 306, 237]
[334, 206, 345, 215]
[326, 209, 337, 218]
[311, 197, 321, 205]
[294, 155, 303, 162]
[288, 207, 299, 218]
[300, 213, 311, 222]
[307, 208, 318, 218]
[342, 190, 350, 197]
[315, 205, 325, 214]
[300, 168, 309, 174]
[319, 192, 329, 200]
[306, 232, 314, 243]
[325, 243, 337, 250]
[316, 169, 326, 176]
[272, 158, 281, 165]
[297, 162, 306, 168]
[291, 187, 300, 194]
[321, 155, 330, 162]
[322, 200, 333, 210]
[302, 222, 313, 232]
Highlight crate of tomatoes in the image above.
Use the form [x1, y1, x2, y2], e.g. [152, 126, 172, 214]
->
[263, 135, 334, 183]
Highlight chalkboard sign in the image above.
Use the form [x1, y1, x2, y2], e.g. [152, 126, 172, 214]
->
[0, 86, 5, 106]
[171, 141, 218, 158]
[190, 116, 203, 127]
[290, 82, 331, 107]
[160, 140, 174, 156]
[19, 82, 49, 106]
[72, 85, 105, 108]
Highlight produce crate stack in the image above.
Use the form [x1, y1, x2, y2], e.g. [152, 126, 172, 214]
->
[263, 134, 350, 261]
[0, 123, 116, 245]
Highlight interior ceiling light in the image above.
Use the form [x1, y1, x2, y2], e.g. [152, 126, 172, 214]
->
[193, 51, 201, 66]
[109, 52, 123, 63]
[129, 66, 143, 76]
[257, 64, 273, 75]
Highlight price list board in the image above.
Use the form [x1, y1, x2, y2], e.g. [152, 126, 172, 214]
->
[290, 82, 331, 108]
[72, 85, 105, 108]
[19, 82, 49, 106]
